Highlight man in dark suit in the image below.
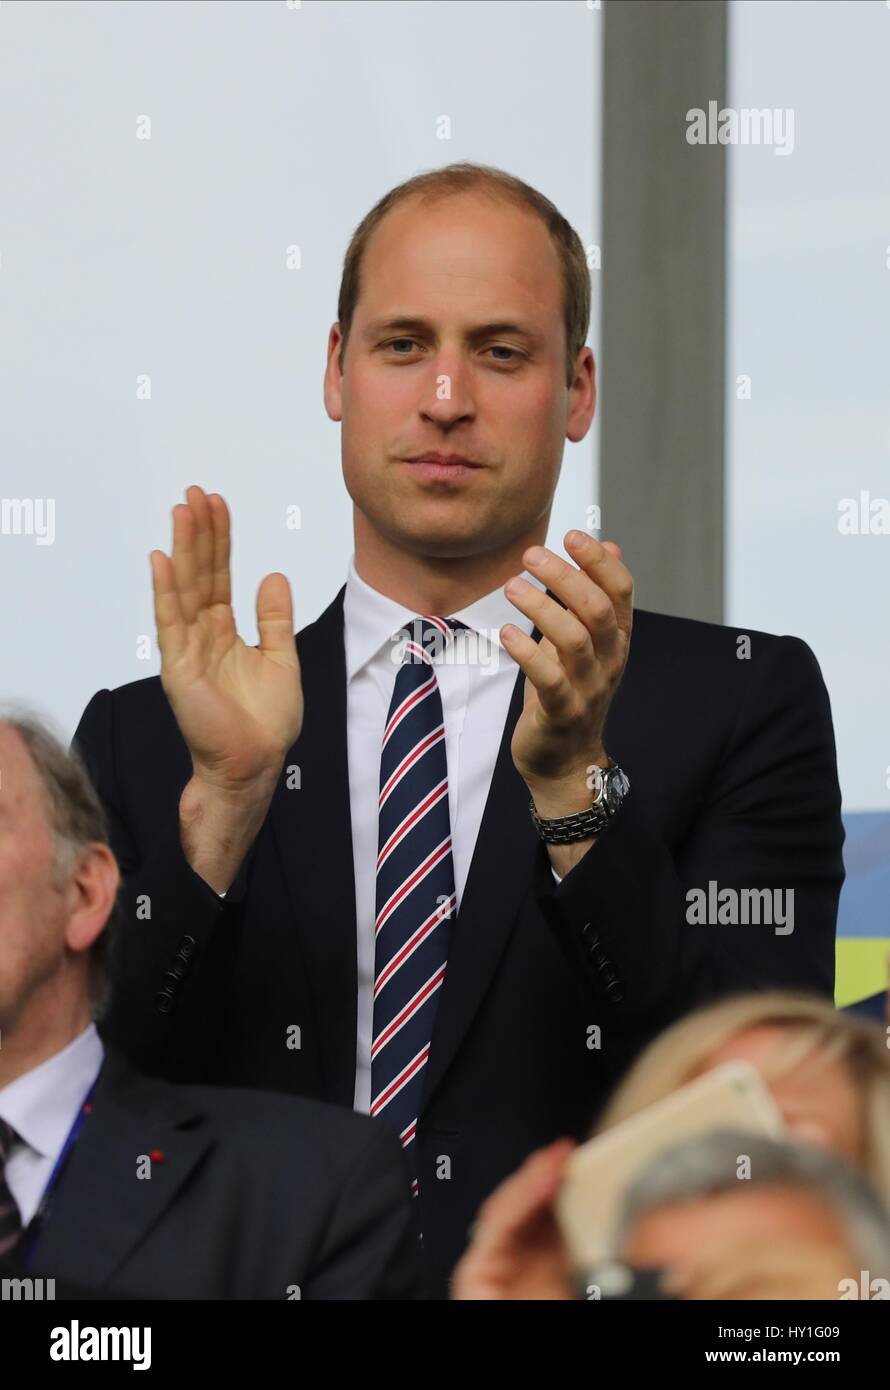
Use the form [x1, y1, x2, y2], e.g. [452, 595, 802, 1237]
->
[73, 163, 844, 1296]
[0, 716, 416, 1299]
[32, 1052, 417, 1300]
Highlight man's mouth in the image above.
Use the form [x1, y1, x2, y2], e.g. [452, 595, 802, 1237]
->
[400, 453, 485, 481]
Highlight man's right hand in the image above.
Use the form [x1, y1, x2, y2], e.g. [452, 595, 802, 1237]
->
[150, 485, 303, 893]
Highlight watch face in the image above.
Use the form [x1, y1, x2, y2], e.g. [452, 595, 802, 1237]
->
[604, 769, 629, 812]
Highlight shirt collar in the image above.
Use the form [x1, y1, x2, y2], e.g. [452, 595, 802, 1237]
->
[343, 554, 540, 682]
[0, 1023, 104, 1160]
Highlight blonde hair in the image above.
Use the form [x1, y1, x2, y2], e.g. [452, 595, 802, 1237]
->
[596, 992, 890, 1208]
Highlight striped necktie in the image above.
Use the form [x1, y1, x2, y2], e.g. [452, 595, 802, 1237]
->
[0, 1119, 23, 1257]
[371, 615, 462, 1197]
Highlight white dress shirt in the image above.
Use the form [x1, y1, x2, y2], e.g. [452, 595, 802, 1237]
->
[344, 555, 543, 1113]
[0, 1024, 105, 1228]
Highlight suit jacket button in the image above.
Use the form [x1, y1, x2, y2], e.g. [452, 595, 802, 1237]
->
[154, 989, 174, 1014]
[605, 979, 625, 1003]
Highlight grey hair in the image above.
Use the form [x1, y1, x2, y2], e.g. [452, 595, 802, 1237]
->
[615, 1129, 890, 1278]
[2, 710, 115, 1017]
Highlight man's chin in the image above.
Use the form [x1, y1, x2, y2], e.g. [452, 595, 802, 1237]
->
[390, 523, 509, 561]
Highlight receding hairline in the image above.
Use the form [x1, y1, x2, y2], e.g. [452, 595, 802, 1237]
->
[356, 183, 565, 296]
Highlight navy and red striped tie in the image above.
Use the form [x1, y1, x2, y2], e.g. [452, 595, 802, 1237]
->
[371, 616, 462, 1197]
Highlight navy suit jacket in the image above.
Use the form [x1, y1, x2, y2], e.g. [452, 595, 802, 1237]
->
[74, 589, 844, 1296]
[25, 1049, 417, 1299]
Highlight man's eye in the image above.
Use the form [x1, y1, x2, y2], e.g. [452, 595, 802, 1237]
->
[380, 340, 523, 362]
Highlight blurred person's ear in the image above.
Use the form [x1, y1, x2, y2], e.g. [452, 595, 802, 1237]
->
[63, 843, 119, 959]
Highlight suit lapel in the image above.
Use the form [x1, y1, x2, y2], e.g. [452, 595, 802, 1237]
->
[269, 588, 358, 1107]
[35, 1051, 213, 1289]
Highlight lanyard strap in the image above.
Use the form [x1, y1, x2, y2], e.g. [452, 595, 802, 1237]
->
[24, 1075, 99, 1267]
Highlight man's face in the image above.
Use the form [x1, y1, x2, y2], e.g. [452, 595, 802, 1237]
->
[326, 191, 594, 559]
[0, 727, 69, 1026]
[622, 1184, 855, 1296]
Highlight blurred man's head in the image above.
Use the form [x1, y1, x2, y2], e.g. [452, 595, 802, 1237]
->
[0, 716, 118, 1075]
[324, 163, 595, 570]
[615, 1130, 890, 1299]
[596, 991, 890, 1206]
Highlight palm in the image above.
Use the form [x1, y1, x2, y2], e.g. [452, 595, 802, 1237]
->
[151, 488, 303, 789]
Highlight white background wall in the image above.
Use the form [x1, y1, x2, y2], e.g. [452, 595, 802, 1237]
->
[0, 0, 601, 740]
[726, 0, 889, 814]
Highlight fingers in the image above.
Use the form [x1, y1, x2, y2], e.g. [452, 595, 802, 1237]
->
[564, 531, 633, 638]
[500, 627, 576, 723]
[505, 574, 600, 682]
[167, 486, 232, 625]
[514, 547, 617, 661]
[256, 572, 297, 663]
[149, 550, 186, 664]
[171, 501, 200, 625]
[186, 485, 215, 608]
[207, 492, 232, 607]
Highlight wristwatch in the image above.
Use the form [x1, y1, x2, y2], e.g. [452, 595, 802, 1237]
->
[529, 759, 630, 844]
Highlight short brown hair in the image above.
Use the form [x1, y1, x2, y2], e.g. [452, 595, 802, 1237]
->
[336, 162, 591, 389]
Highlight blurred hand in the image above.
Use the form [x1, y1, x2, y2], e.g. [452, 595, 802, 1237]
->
[451, 1140, 576, 1300]
[151, 486, 303, 793]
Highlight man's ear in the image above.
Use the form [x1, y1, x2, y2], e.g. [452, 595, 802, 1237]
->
[64, 843, 120, 958]
[323, 322, 345, 423]
[566, 346, 595, 445]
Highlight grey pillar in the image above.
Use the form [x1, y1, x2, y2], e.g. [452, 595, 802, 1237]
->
[600, 0, 727, 622]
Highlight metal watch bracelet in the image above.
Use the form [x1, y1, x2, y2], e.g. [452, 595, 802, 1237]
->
[528, 762, 630, 844]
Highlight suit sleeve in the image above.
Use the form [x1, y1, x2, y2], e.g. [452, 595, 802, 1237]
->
[537, 636, 843, 1036]
[73, 688, 253, 1078]
[302, 1125, 421, 1300]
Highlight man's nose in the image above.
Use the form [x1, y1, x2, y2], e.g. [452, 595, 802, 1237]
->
[419, 369, 476, 425]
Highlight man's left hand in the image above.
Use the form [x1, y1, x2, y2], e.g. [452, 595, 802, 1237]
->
[501, 531, 633, 873]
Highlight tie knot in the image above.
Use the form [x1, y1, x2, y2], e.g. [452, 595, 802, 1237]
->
[395, 615, 467, 666]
